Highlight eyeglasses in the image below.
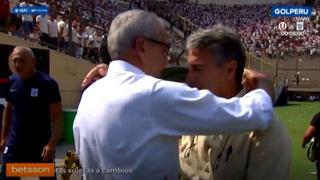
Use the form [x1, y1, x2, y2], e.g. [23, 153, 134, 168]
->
[144, 37, 171, 55]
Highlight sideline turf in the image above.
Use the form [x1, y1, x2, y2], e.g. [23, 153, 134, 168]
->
[275, 101, 320, 180]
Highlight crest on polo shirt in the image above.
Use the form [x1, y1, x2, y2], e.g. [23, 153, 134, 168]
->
[31, 88, 39, 97]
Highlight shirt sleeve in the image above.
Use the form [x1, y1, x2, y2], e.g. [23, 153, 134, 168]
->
[47, 79, 61, 104]
[310, 112, 320, 126]
[150, 80, 273, 135]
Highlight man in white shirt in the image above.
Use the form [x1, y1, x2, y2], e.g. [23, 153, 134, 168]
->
[73, 10, 274, 180]
[84, 22, 96, 60]
[88, 30, 102, 63]
[64, 20, 78, 57]
[28, 26, 40, 43]
[57, 16, 68, 52]
[67, 23, 78, 57]
[75, 26, 86, 59]
[20, 0, 34, 39]
[47, 15, 58, 50]
[85, 21, 95, 37]
[36, 14, 48, 46]
[82, 31, 90, 60]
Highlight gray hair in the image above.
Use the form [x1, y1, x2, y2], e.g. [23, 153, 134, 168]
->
[12, 46, 35, 60]
[107, 10, 166, 59]
[186, 24, 246, 84]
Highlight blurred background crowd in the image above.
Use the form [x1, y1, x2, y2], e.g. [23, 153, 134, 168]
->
[0, 0, 319, 65]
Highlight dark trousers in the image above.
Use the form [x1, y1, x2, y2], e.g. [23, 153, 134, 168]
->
[58, 38, 66, 52]
[67, 42, 77, 57]
[39, 33, 49, 46]
[83, 47, 90, 60]
[88, 48, 99, 63]
[48, 37, 58, 50]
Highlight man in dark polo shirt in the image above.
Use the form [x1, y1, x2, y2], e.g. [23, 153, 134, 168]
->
[0, 47, 62, 180]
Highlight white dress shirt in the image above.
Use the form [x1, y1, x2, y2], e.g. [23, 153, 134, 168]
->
[73, 60, 273, 180]
[57, 20, 67, 38]
[36, 15, 48, 34]
[19, 2, 33, 22]
[47, 20, 58, 38]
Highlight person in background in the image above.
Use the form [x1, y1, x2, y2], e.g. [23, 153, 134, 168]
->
[36, 14, 49, 46]
[82, 29, 90, 60]
[89, 30, 102, 63]
[75, 26, 85, 59]
[28, 26, 40, 43]
[0, 0, 9, 33]
[303, 112, 320, 180]
[99, 33, 111, 64]
[67, 21, 79, 57]
[85, 21, 95, 37]
[57, 15, 68, 52]
[84, 22, 95, 60]
[0, 47, 62, 180]
[19, 0, 34, 39]
[47, 15, 59, 50]
[7, 0, 20, 36]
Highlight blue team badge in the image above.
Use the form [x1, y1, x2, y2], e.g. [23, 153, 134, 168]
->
[31, 88, 39, 97]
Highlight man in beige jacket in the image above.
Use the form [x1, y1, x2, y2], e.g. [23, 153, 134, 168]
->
[179, 24, 291, 180]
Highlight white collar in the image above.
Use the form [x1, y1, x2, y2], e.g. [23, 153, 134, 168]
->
[108, 60, 145, 75]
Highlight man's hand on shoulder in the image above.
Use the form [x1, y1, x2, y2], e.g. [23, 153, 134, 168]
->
[242, 69, 273, 98]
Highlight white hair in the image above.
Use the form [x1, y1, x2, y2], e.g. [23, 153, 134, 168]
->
[12, 46, 35, 59]
[107, 9, 166, 59]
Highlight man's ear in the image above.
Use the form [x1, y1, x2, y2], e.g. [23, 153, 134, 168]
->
[32, 58, 37, 67]
[225, 60, 237, 80]
[134, 37, 145, 54]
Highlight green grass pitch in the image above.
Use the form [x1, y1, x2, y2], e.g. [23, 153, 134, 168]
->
[275, 101, 320, 180]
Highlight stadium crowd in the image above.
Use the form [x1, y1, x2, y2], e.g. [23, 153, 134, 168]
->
[148, 1, 320, 59]
[0, 0, 319, 64]
[1, 0, 114, 63]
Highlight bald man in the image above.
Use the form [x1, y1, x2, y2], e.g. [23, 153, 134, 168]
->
[0, 47, 62, 180]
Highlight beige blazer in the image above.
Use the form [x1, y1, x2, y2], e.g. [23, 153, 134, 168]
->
[179, 117, 291, 180]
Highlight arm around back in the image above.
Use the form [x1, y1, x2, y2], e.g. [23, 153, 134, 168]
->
[150, 80, 273, 136]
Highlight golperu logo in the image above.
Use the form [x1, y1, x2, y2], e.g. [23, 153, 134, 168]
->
[271, 6, 313, 17]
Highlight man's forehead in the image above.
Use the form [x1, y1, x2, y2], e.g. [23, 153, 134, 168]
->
[12, 50, 33, 60]
[187, 48, 210, 64]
